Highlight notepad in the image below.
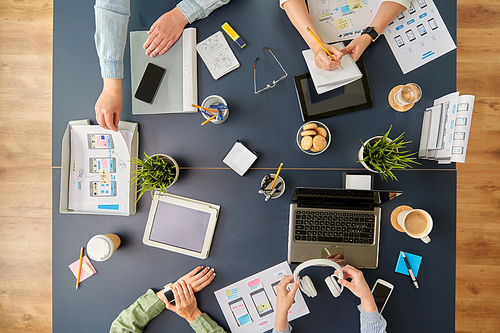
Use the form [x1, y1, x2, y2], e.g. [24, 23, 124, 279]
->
[196, 31, 240, 80]
[395, 251, 422, 277]
[69, 255, 96, 283]
[302, 42, 362, 94]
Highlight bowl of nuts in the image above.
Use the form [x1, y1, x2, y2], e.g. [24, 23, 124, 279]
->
[296, 121, 331, 155]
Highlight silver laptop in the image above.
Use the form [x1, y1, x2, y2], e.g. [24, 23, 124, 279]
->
[287, 187, 402, 269]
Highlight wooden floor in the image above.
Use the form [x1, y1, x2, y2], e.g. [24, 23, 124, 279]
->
[0, 0, 498, 332]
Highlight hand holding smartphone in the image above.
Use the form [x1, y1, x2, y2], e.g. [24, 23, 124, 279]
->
[371, 279, 394, 314]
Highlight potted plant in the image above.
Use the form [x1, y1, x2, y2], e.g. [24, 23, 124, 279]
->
[358, 126, 419, 181]
[130, 152, 179, 202]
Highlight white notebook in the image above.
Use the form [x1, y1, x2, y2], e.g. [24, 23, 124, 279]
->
[130, 28, 197, 114]
[196, 31, 240, 80]
[302, 42, 362, 94]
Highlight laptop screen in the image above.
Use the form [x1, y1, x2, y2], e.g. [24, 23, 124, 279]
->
[291, 187, 402, 210]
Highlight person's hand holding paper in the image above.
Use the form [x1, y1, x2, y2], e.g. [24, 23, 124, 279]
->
[95, 78, 122, 132]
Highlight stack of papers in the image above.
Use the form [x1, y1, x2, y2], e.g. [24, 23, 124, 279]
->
[302, 42, 362, 94]
[196, 31, 240, 80]
[419, 92, 475, 164]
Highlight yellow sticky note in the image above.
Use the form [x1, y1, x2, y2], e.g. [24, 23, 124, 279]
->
[333, 17, 350, 31]
[348, 0, 363, 10]
[226, 290, 231, 296]
[99, 170, 110, 185]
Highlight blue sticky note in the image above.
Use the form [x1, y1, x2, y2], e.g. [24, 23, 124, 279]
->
[395, 251, 422, 277]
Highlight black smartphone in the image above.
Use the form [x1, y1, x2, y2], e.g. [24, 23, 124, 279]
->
[134, 63, 166, 104]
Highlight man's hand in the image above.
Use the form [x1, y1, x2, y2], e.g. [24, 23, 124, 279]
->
[176, 266, 216, 293]
[143, 7, 189, 58]
[165, 281, 203, 323]
[95, 78, 122, 132]
[342, 34, 372, 62]
[274, 274, 299, 332]
[313, 44, 343, 71]
[338, 265, 377, 312]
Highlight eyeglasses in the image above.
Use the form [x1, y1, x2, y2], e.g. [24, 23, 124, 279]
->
[254, 47, 288, 94]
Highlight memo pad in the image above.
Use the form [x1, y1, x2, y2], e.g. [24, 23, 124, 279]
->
[143, 192, 220, 259]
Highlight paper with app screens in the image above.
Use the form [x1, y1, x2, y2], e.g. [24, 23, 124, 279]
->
[214, 261, 309, 333]
[68, 125, 133, 213]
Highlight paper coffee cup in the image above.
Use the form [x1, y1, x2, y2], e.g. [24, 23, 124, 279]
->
[87, 234, 121, 261]
[397, 209, 433, 243]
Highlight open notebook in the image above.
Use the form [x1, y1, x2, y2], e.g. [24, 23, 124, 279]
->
[302, 42, 362, 94]
[130, 28, 197, 114]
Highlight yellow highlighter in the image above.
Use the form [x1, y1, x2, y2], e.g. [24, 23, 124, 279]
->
[221, 22, 246, 48]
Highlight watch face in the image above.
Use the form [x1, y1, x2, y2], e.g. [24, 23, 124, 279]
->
[164, 289, 176, 305]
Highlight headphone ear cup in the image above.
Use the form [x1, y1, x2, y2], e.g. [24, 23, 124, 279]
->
[325, 274, 343, 297]
[300, 275, 317, 298]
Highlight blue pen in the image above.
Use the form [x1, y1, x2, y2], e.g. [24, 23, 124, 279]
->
[199, 109, 213, 118]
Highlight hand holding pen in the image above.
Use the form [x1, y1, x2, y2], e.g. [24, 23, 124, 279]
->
[305, 26, 343, 71]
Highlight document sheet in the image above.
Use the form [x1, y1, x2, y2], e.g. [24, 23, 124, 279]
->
[214, 261, 309, 333]
[382, 0, 456, 74]
[68, 125, 132, 213]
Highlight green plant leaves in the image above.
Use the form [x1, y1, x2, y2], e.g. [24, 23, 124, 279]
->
[359, 125, 420, 181]
[130, 153, 178, 203]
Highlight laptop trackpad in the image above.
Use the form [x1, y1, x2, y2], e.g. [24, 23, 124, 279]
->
[321, 248, 345, 265]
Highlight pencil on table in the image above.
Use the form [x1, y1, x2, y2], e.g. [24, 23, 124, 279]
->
[76, 247, 84, 290]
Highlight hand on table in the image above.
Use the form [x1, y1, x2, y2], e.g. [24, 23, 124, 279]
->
[274, 274, 300, 331]
[95, 78, 122, 132]
[341, 34, 372, 62]
[337, 265, 377, 312]
[143, 7, 189, 58]
[176, 266, 216, 293]
[165, 281, 203, 323]
[313, 44, 343, 71]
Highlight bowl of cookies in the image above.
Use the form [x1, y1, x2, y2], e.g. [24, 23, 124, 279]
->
[297, 121, 331, 155]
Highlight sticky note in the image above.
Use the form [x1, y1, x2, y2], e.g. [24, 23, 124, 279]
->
[69, 255, 97, 283]
[395, 251, 422, 277]
[334, 17, 350, 31]
[348, 0, 363, 10]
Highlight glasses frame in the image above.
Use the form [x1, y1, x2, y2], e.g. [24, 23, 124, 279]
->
[254, 47, 288, 94]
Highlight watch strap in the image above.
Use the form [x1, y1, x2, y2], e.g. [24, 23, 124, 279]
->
[362, 26, 379, 42]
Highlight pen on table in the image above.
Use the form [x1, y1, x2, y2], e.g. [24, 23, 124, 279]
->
[201, 115, 216, 125]
[402, 252, 419, 289]
[270, 163, 283, 190]
[305, 26, 343, 69]
[76, 247, 84, 290]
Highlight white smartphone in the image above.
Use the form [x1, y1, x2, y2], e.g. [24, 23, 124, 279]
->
[371, 279, 394, 314]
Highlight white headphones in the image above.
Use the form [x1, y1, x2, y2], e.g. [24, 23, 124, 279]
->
[293, 259, 344, 298]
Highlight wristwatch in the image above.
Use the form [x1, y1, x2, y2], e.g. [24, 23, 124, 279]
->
[362, 26, 380, 42]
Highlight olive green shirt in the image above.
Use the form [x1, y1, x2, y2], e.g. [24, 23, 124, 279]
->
[110, 289, 227, 333]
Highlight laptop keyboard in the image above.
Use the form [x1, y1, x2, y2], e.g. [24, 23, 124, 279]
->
[294, 210, 376, 244]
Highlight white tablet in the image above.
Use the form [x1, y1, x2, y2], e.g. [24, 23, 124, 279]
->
[143, 192, 220, 259]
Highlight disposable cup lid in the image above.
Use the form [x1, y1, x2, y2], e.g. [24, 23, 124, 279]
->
[87, 235, 112, 261]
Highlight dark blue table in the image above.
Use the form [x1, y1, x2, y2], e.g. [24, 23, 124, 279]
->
[52, 0, 456, 332]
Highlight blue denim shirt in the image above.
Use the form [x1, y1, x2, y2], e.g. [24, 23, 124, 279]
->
[94, 0, 230, 79]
